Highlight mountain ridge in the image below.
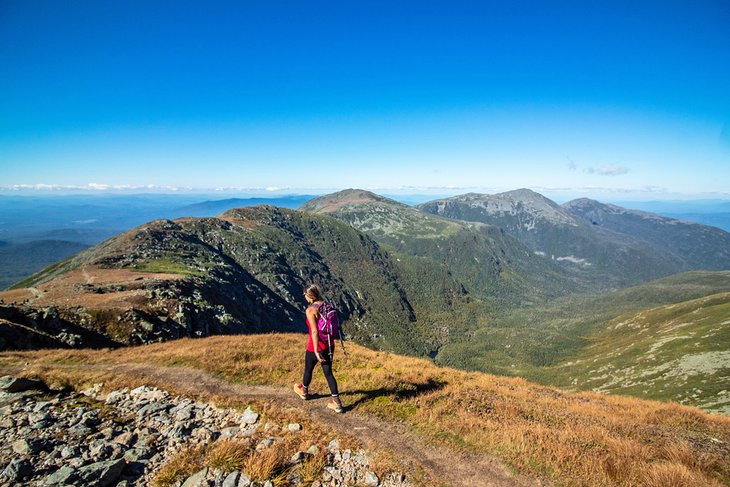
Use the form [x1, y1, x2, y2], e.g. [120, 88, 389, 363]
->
[0, 205, 470, 355]
[418, 190, 730, 289]
[563, 197, 730, 270]
[302, 189, 581, 304]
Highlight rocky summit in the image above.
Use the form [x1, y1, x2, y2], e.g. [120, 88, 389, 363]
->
[0, 375, 408, 487]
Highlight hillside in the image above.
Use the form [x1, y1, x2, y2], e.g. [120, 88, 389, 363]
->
[0, 200, 493, 359]
[0, 194, 317, 289]
[544, 291, 730, 413]
[1, 334, 729, 486]
[433, 271, 730, 411]
[3, 194, 729, 417]
[300, 189, 580, 305]
[0, 240, 89, 290]
[0, 206, 474, 355]
[418, 189, 730, 289]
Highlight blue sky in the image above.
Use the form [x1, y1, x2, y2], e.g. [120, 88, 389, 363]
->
[1, 1, 729, 200]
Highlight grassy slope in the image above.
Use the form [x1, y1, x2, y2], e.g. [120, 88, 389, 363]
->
[434, 271, 730, 412]
[2, 334, 728, 487]
[545, 292, 730, 413]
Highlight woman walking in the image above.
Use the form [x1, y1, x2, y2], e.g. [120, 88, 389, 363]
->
[293, 284, 344, 413]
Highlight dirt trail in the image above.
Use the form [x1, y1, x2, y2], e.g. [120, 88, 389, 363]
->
[0, 362, 544, 487]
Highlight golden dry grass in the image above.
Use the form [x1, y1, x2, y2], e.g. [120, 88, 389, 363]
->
[243, 439, 291, 482]
[298, 450, 328, 484]
[3, 333, 730, 487]
[150, 431, 331, 486]
[206, 439, 251, 472]
[151, 444, 208, 487]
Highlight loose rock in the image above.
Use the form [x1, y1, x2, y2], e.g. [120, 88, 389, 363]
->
[0, 376, 45, 393]
[240, 406, 259, 425]
[0, 377, 411, 487]
[181, 467, 208, 487]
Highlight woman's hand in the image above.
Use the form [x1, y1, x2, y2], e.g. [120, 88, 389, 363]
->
[315, 352, 324, 363]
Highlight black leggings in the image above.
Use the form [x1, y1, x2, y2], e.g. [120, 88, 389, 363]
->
[302, 348, 339, 396]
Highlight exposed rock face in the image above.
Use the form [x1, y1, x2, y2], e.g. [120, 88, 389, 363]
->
[0, 304, 120, 350]
[0, 376, 409, 486]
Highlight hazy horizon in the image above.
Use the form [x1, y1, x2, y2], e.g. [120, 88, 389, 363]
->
[2, 185, 730, 204]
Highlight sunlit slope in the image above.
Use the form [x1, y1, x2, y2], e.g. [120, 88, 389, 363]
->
[546, 292, 730, 414]
[419, 189, 730, 289]
[433, 271, 730, 413]
[3, 334, 729, 487]
[301, 188, 580, 305]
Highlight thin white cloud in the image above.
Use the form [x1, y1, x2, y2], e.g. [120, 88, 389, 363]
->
[87, 183, 110, 190]
[535, 185, 668, 195]
[585, 164, 629, 176]
[1, 183, 185, 192]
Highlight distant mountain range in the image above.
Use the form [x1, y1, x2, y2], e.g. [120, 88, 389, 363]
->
[173, 196, 314, 216]
[418, 189, 730, 289]
[301, 189, 581, 304]
[2, 188, 729, 412]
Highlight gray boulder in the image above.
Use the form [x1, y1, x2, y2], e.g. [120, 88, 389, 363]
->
[222, 470, 240, 487]
[12, 438, 40, 455]
[1, 458, 32, 482]
[76, 458, 126, 486]
[240, 406, 259, 425]
[238, 472, 251, 486]
[365, 470, 380, 486]
[290, 451, 308, 464]
[43, 466, 76, 485]
[0, 376, 45, 393]
[181, 467, 209, 487]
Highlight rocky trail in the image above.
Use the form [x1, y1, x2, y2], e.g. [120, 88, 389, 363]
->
[1, 362, 540, 487]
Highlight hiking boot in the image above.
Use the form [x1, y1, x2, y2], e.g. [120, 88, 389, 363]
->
[327, 398, 344, 413]
[293, 383, 308, 400]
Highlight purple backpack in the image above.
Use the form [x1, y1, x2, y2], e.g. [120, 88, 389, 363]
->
[316, 302, 341, 348]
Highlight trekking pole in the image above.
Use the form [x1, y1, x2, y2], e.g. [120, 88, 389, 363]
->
[339, 330, 348, 358]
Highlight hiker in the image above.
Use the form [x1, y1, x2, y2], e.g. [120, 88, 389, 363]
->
[293, 284, 344, 413]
